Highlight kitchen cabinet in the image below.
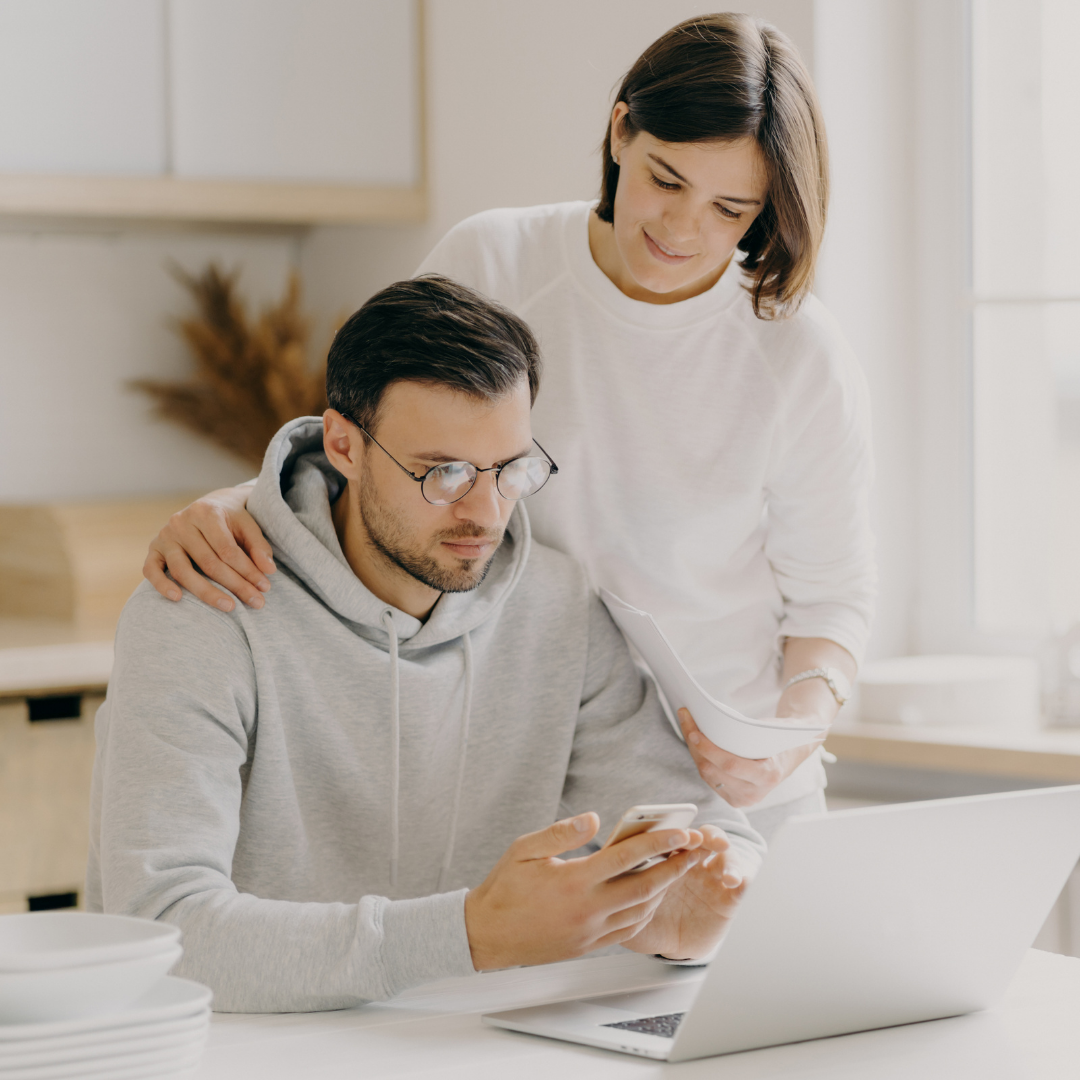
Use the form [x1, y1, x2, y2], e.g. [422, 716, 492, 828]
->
[0, 0, 424, 224]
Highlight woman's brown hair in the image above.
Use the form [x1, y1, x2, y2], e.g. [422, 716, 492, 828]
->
[597, 13, 828, 319]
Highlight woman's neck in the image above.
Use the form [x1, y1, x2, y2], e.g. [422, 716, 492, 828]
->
[586, 210, 730, 305]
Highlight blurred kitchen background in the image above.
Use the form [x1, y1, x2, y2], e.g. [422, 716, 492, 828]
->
[1, 0, 1079, 951]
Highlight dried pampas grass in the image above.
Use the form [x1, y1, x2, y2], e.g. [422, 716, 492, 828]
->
[132, 264, 327, 466]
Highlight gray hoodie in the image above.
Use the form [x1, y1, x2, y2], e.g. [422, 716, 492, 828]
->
[87, 417, 764, 1012]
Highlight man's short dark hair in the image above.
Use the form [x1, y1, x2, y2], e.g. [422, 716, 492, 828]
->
[325, 275, 541, 436]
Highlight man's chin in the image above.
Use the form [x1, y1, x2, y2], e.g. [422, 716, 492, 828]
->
[433, 556, 494, 593]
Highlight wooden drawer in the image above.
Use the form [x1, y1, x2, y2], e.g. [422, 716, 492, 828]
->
[0, 693, 102, 913]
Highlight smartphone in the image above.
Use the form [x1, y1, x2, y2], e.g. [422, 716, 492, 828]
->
[601, 803, 698, 873]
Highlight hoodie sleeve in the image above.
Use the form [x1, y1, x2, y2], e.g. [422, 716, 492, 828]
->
[89, 587, 475, 1013]
[559, 595, 767, 864]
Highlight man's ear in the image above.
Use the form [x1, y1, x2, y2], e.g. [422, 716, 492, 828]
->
[323, 409, 363, 480]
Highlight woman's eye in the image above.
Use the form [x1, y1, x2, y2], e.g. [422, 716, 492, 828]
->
[649, 174, 680, 192]
[715, 203, 742, 220]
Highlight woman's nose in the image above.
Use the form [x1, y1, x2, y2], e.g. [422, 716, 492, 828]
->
[663, 197, 701, 243]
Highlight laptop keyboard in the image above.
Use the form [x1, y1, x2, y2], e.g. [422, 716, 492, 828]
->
[602, 1012, 685, 1039]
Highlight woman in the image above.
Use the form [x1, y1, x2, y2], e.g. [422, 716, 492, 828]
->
[142, 13, 874, 840]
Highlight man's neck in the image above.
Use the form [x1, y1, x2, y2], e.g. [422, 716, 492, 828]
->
[331, 481, 441, 621]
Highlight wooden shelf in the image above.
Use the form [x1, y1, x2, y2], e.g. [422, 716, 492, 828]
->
[826, 720, 1080, 783]
[0, 174, 427, 226]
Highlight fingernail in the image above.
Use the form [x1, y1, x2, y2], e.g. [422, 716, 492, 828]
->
[572, 815, 590, 832]
[688, 731, 700, 745]
[216, 598, 234, 612]
[246, 595, 264, 609]
[166, 589, 181, 601]
[257, 579, 271, 592]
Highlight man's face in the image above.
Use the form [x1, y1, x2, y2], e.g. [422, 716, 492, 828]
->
[348, 380, 532, 594]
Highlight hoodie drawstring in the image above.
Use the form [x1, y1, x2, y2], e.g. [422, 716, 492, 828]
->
[381, 613, 474, 895]
[381, 610, 401, 890]
[437, 630, 473, 892]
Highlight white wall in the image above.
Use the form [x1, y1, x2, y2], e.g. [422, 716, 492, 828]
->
[812, 0, 918, 660]
[0, 222, 296, 501]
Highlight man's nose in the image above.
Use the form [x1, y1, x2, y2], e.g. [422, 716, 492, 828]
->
[454, 469, 503, 527]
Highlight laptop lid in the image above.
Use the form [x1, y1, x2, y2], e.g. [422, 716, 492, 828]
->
[668, 785, 1080, 1061]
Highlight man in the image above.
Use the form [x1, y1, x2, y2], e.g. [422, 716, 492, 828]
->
[88, 276, 764, 1012]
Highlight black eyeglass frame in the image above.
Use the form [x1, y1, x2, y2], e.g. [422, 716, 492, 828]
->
[340, 412, 558, 506]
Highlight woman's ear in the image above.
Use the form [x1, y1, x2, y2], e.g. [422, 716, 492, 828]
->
[609, 101, 631, 165]
[323, 409, 363, 479]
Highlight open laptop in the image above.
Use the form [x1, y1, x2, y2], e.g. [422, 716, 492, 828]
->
[483, 785, 1080, 1062]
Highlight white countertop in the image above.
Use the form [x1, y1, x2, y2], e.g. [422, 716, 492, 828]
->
[193, 948, 1080, 1079]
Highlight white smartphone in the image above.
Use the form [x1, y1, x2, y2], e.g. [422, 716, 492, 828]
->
[601, 803, 698, 873]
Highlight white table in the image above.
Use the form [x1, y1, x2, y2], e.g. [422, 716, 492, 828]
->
[195, 948, 1080, 1079]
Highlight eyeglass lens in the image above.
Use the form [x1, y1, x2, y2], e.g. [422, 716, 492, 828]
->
[421, 457, 553, 505]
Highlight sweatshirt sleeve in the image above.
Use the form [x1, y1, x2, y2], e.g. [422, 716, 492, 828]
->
[89, 589, 474, 1013]
[559, 595, 766, 864]
[763, 308, 878, 665]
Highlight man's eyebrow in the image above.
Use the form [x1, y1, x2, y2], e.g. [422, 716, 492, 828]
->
[413, 446, 534, 466]
[647, 153, 762, 205]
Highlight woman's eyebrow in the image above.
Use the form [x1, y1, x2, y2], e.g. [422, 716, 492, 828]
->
[647, 152, 762, 205]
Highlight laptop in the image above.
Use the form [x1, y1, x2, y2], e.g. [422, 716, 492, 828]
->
[483, 785, 1080, 1062]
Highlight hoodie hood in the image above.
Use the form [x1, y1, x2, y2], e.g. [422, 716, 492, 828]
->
[247, 415, 532, 889]
[247, 416, 532, 650]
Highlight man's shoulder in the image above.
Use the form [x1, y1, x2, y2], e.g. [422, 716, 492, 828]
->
[115, 580, 254, 671]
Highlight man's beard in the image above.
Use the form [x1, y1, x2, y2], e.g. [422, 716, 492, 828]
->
[359, 480, 503, 594]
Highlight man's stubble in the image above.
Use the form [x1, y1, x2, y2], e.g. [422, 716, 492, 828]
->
[358, 478, 503, 594]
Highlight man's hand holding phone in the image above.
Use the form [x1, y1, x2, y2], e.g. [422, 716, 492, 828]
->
[463, 811, 705, 971]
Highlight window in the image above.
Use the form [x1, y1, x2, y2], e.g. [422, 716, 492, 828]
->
[971, 0, 1080, 636]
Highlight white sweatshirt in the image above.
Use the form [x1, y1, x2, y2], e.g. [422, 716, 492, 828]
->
[417, 202, 876, 809]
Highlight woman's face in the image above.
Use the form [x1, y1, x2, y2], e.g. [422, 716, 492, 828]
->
[604, 103, 770, 302]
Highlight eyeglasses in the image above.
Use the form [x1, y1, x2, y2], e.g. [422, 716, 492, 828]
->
[341, 413, 558, 506]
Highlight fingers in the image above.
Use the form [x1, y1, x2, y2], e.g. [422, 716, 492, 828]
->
[697, 826, 745, 887]
[234, 512, 277, 579]
[178, 507, 270, 602]
[157, 541, 240, 612]
[511, 813, 600, 861]
[143, 549, 181, 602]
[597, 826, 702, 879]
[599, 849, 702, 936]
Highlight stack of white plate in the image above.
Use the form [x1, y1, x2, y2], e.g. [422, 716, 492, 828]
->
[0, 913, 211, 1079]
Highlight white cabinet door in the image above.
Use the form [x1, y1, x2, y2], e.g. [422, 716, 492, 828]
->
[0, 0, 166, 175]
[169, 0, 420, 186]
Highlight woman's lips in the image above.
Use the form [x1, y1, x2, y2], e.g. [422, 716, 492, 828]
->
[643, 229, 695, 265]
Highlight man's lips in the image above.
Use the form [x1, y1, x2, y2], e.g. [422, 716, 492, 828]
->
[441, 538, 495, 559]
[643, 229, 695, 264]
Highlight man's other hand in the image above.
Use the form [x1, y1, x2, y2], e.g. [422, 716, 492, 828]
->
[620, 824, 756, 961]
[464, 813, 704, 971]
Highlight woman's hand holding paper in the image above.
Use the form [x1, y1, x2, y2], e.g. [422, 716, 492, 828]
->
[678, 708, 825, 808]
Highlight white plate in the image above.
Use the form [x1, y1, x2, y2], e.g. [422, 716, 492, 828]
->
[0, 945, 183, 1024]
[0, 1012, 207, 1061]
[0, 978, 211, 1043]
[0, 1041, 205, 1080]
[0, 1023, 206, 1070]
[0, 914, 181, 972]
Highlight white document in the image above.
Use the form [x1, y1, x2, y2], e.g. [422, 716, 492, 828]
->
[599, 588, 827, 760]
